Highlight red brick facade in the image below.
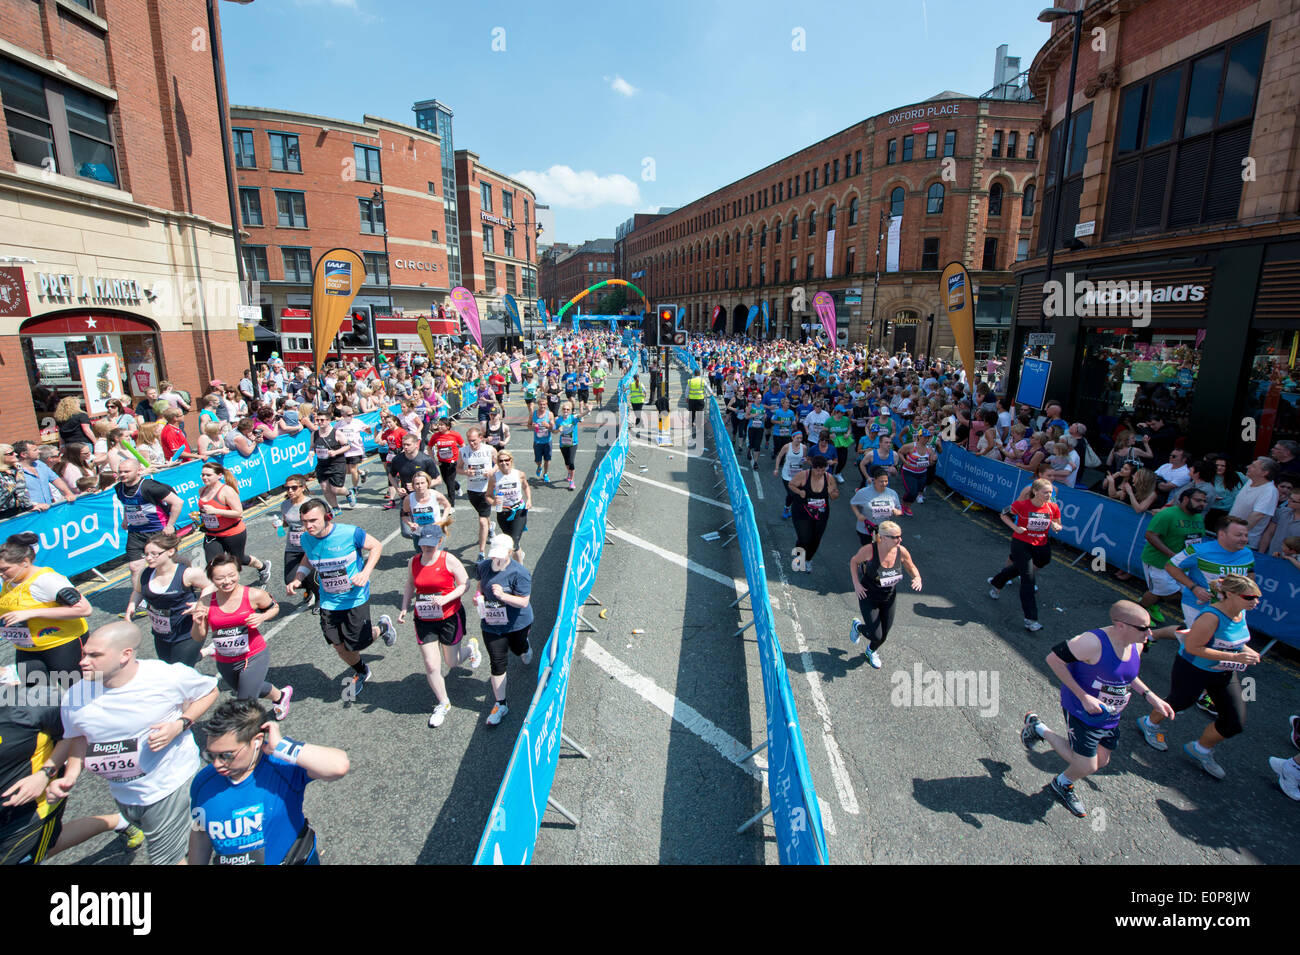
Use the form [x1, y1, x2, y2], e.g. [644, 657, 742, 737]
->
[454, 151, 537, 308]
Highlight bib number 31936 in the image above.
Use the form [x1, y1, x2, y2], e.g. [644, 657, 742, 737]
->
[85, 738, 144, 782]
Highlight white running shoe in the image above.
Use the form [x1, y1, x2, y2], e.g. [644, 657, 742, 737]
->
[379, 614, 397, 647]
[1268, 756, 1300, 800]
[988, 577, 1000, 599]
[429, 702, 451, 728]
[849, 618, 863, 645]
[521, 646, 534, 665]
[486, 702, 509, 726]
[466, 638, 483, 670]
[836, 474, 845, 484]
[273, 685, 293, 721]
[866, 648, 882, 669]
[1025, 618, 1043, 632]
[916, 493, 925, 503]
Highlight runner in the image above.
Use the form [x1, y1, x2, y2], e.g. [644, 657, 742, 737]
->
[53, 621, 219, 865]
[126, 532, 212, 666]
[1138, 486, 1207, 624]
[628, 374, 647, 439]
[276, 475, 319, 611]
[287, 500, 396, 702]
[786, 453, 838, 573]
[770, 396, 796, 463]
[850, 467, 903, 547]
[197, 462, 272, 586]
[592, 363, 607, 410]
[430, 417, 465, 504]
[848, 520, 922, 669]
[387, 431, 442, 498]
[555, 400, 586, 491]
[897, 430, 937, 515]
[188, 698, 349, 865]
[774, 429, 808, 520]
[484, 407, 510, 454]
[1021, 600, 1173, 818]
[1137, 575, 1263, 780]
[401, 470, 454, 553]
[745, 389, 766, 469]
[192, 554, 290, 717]
[857, 434, 899, 488]
[1268, 716, 1300, 801]
[577, 363, 592, 415]
[475, 535, 534, 727]
[0, 533, 92, 683]
[311, 406, 349, 511]
[1158, 514, 1255, 631]
[458, 426, 499, 559]
[334, 405, 374, 509]
[687, 367, 709, 442]
[485, 451, 531, 563]
[114, 458, 182, 614]
[398, 539, 481, 727]
[530, 403, 557, 483]
[987, 478, 1062, 632]
[522, 371, 538, 420]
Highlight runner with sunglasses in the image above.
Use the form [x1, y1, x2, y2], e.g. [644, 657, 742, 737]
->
[848, 520, 921, 669]
[485, 452, 531, 563]
[987, 478, 1062, 633]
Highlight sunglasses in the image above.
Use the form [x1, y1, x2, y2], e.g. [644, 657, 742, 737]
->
[1240, 593, 1261, 602]
[202, 740, 253, 764]
[1120, 621, 1153, 632]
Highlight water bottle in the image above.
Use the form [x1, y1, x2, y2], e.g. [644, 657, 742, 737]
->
[474, 592, 486, 619]
[274, 515, 285, 538]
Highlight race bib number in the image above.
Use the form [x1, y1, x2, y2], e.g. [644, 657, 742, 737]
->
[484, 600, 509, 626]
[201, 512, 221, 531]
[412, 506, 436, 526]
[870, 500, 893, 521]
[85, 738, 144, 782]
[497, 482, 522, 509]
[1025, 513, 1051, 533]
[1215, 659, 1247, 672]
[314, 556, 353, 595]
[287, 527, 303, 548]
[213, 624, 250, 657]
[561, 431, 575, 447]
[0, 625, 34, 648]
[1096, 681, 1131, 713]
[148, 609, 171, 635]
[534, 425, 550, 439]
[414, 593, 443, 621]
[437, 446, 455, 462]
[1211, 638, 1248, 671]
[876, 568, 903, 589]
[805, 498, 827, 517]
[1182, 535, 1203, 547]
[125, 506, 150, 527]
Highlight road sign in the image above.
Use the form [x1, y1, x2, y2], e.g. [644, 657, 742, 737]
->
[237, 324, 256, 342]
[236, 305, 261, 324]
[1027, 332, 1056, 349]
[672, 331, 687, 346]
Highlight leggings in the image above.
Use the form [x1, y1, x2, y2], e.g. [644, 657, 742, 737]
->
[205, 530, 250, 566]
[438, 462, 459, 503]
[835, 445, 849, 476]
[855, 593, 897, 651]
[155, 635, 203, 667]
[925, 461, 937, 489]
[1166, 654, 1247, 739]
[792, 517, 829, 561]
[561, 445, 576, 470]
[772, 435, 790, 462]
[901, 469, 927, 503]
[216, 647, 273, 701]
[497, 509, 527, 548]
[991, 538, 1051, 621]
[15, 639, 84, 683]
[484, 626, 531, 678]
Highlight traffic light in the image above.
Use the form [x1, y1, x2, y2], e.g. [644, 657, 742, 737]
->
[348, 310, 372, 347]
[643, 309, 659, 347]
[656, 304, 676, 346]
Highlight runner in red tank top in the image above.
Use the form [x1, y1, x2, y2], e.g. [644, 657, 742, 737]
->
[398, 540, 481, 727]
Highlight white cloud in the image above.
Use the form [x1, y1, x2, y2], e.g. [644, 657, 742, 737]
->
[511, 165, 642, 210]
[603, 74, 639, 97]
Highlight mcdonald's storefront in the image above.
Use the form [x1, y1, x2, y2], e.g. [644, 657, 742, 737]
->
[1009, 235, 1300, 461]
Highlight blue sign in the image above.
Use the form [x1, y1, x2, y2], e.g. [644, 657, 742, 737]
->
[676, 307, 685, 330]
[1015, 357, 1052, 410]
[745, 304, 759, 333]
[536, 298, 550, 326]
[503, 294, 523, 335]
[761, 300, 770, 338]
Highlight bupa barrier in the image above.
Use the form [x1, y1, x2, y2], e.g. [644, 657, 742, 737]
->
[675, 347, 829, 864]
[473, 353, 639, 864]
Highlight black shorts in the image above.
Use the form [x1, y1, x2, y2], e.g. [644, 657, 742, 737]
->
[578, 389, 589, 401]
[125, 531, 151, 562]
[0, 800, 65, 865]
[317, 469, 346, 489]
[688, 398, 705, 413]
[415, 604, 466, 647]
[1062, 707, 1120, 758]
[467, 490, 491, 517]
[319, 604, 374, 653]
[345, 454, 363, 467]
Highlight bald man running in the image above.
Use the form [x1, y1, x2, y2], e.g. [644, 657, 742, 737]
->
[52, 622, 219, 864]
[1019, 600, 1175, 818]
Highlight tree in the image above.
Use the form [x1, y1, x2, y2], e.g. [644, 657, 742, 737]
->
[595, 287, 629, 315]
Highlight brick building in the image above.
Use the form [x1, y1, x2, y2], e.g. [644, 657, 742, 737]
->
[0, 0, 246, 439]
[230, 105, 451, 362]
[542, 239, 619, 319]
[617, 78, 1041, 358]
[453, 149, 538, 332]
[1009, 0, 1300, 458]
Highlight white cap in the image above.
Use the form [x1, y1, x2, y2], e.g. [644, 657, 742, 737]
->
[486, 535, 513, 560]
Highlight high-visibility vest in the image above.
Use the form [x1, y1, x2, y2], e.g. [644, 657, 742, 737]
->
[687, 376, 706, 400]
[629, 380, 645, 403]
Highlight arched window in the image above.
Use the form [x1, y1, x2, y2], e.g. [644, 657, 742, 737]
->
[1022, 184, 1036, 217]
[988, 183, 1003, 216]
[760, 223, 767, 247]
[926, 183, 944, 214]
[724, 233, 730, 254]
[848, 197, 859, 225]
[808, 210, 817, 235]
[774, 218, 782, 242]
[747, 228, 753, 249]
[827, 203, 837, 230]
[790, 214, 799, 239]
[890, 187, 904, 218]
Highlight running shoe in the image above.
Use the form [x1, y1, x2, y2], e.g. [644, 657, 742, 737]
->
[805, 561, 813, 573]
[1184, 740, 1226, 779]
[1025, 618, 1043, 632]
[340, 665, 372, 701]
[273, 685, 293, 721]
[1138, 714, 1168, 751]
[536, 465, 543, 478]
[1149, 604, 1166, 624]
[477, 551, 486, 562]
[849, 617, 862, 645]
[865, 647, 882, 669]
[515, 549, 524, 563]
[901, 504, 914, 516]
[781, 506, 791, 519]
[836, 473, 845, 484]
[486, 702, 509, 726]
[429, 702, 451, 728]
[916, 493, 925, 503]
[466, 638, 483, 670]
[1290, 715, 1300, 750]
[121, 823, 145, 851]
[377, 614, 396, 647]
[257, 558, 272, 587]
[1049, 776, 1087, 817]
[987, 577, 1001, 600]
[346, 487, 357, 508]
[568, 478, 575, 490]
[544, 473, 551, 483]
[521, 646, 534, 665]
[1195, 692, 1218, 718]
[359, 470, 367, 485]
[1268, 756, 1300, 801]
[383, 499, 398, 510]
[1022, 712, 1044, 748]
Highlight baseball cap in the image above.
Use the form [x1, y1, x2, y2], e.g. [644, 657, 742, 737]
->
[487, 536, 514, 560]
[418, 526, 445, 548]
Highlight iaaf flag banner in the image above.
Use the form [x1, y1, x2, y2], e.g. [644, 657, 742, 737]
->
[711, 304, 724, 331]
[537, 298, 550, 326]
[745, 304, 759, 332]
[812, 291, 836, 345]
[309, 248, 366, 374]
[449, 287, 482, 348]
[503, 294, 523, 335]
[940, 261, 975, 377]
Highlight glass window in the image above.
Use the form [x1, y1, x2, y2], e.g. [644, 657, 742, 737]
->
[1007, 131, 1018, 159]
[506, 264, 517, 296]
[1026, 133, 1037, 160]
[1022, 184, 1036, 217]
[242, 246, 270, 282]
[502, 192, 513, 219]
[902, 135, 914, 162]
[890, 187, 904, 218]
[927, 183, 944, 214]
[806, 254, 815, 280]
[431, 229, 439, 243]
[481, 182, 493, 212]
[428, 181, 437, 195]
[921, 238, 939, 270]
[746, 265, 752, 287]
[1075, 329, 1202, 443]
[808, 210, 816, 236]
[281, 248, 311, 283]
[848, 197, 859, 225]
[1147, 70, 1181, 146]
[827, 204, 837, 230]
[484, 261, 497, 290]
[268, 132, 300, 172]
[233, 129, 256, 168]
[1117, 82, 1148, 154]
[353, 145, 381, 183]
[790, 215, 798, 240]
[845, 246, 855, 275]
[833, 159, 840, 182]
[774, 219, 782, 242]
[363, 252, 388, 285]
[275, 190, 307, 228]
[1219, 31, 1267, 125]
[790, 257, 797, 279]
[63, 86, 116, 183]
[1, 58, 117, 184]
[854, 149, 862, 175]
[747, 228, 753, 249]
[760, 223, 767, 247]
[1067, 106, 1092, 176]
[943, 130, 956, 158]
[1016, 237, 1030, 261]
[503, 230, 514, 256]
[1244, 330, 1300, 451]
[239, 187, 262, 226]
[991, 130, 1002, 158]
[773, 259, 780, 283]
[887, 139, 897, 164]
[982, 237, 999, 271]
[358, 197, 384, 234]
[925, 132, 938, 159]
[1184, 50, 1225, 139]
[988, 183, 1003, 216]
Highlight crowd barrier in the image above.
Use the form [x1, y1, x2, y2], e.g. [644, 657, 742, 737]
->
[936, 444, 1300, 650]
[473, 352, 639, 864]
[675, 347, 829, 865]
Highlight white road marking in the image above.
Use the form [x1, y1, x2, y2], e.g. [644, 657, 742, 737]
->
[750, 464, 765, 501]
[621, 472, 730, 509]
[608, 528, 748, 594]
[768, 547, 861, 816]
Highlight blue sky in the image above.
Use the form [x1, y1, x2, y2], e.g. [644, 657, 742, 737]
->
[220, 0, 1053, 245]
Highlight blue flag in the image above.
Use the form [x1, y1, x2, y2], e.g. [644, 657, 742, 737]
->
[676, 307, 685, 330]
[761, 300, 770, 338]
[745, 304, 759, 333]
[573, 303, 580, 332]
[503, 294, 523, 335]
[537, 297, 550, 327]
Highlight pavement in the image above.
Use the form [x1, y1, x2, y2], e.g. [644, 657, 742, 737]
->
[30, 362, 1300, 865]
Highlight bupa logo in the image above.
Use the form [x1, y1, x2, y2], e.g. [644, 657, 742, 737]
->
[268, 440, 313, 470]
[209, 804, 264, 841]
[40, 501, 121, 560]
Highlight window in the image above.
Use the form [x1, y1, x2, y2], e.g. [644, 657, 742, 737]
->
[524, 198, 529, 224]
[1007, 131, 1018, 158]
[790, 215, 798, 240]
[808, 210, 816, 235]
[848, 197, 859, 225]
[988, 183, 1003, 216]
[275, 190, 307, 228]
[827, 204, 837, 230]
[790, 257, 797, 279]
[925, 132, 938, 159]
[833, 159, 840, 182]
[431, 229, 440, 243]
[1107, 29, 1266, 238]
[282, 248, 311, 283]
[481, 183, 493, 212]
[482, 225, 495, 254]
[1026, 133, 1037, 160]
[746, 265, 752, 287]
[814, 168, 820, 189]
[353, 145, 381, 183]
[982, 237, 999, 271]
[1022, 184, 1036, 217]
[824, 162, 830, 184]
[921, 238, 939, 271]
[991, 130, 1002, 158]
[760, 223, 767, 247]
[233, 128, 256, 168]
[774, 219, 782, 243]
[1017, 237, 1030, 261]
[363, 252, 387, 285]
[902, 135, 914, 162]
[506, 264, 517, 296]
[242, 246, 269, 282]
[805, 171, 811, 192]
[854, 150, 862, 175]
[428, 181, 437, 195]
[484, 261, 497, 291]
[504, 231, 514, 257]
[747, 228, 753, 249]
[845, 246, 855, 275]
[943, 130, 956, 158]
[1038, 104, 1093, 252]
[0, 58, 119, 184]
[890, 187, 905, 218]
[358, 197, 384, 234]
[887, 139, 897, 165]
[239, 188, 262, 226]
[806, 254, 815, 280]
[268, 132, 300, 172]
[502, 191, 513, 219]
[773, 259, 780, 283]
[526, 236, 530, 260]
[587, 261, 593, 272]
[725, 233, 730, 253]
[926, 183, 945, 214]
[759, 261, 766, 284]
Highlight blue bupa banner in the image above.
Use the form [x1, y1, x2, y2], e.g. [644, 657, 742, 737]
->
[474, 354, 639, 864]
[675, 348, 829, 864]
[936, 445, 1300, 649]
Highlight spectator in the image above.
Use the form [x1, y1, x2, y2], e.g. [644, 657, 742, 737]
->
[1211, 454, 1246, 511]
[238, 369, 256, 405]
[158, 380, 191, 414]
[1135, 412, 1179, 465]
[1271, 439, 1300, 479]
[198, 420, 226, 459]
[199, 394, 222, 429]
[276, 399, 303, 438]
[60, 443, 95, 489]
[252, 404, 278, 442]
[105, 398, 138, 439]
[1046, 440, 1080, 488]
[160, 408, 198, 463]
[0, 444, 32, 518]
[74, 475, 100, 494]
[135, 420, 166, 468]
[223, 417, 260, 457]
[1155, 447, 1191, 497]
[1260, 485, 1300, 556]
[1103, 461, 1136, 502]
[1128, 467, 1161, 513]
[53, 397, 94, 447]
[134, 386, 161, 425]
[219, 385, 243, 422]
[14, 439, 76, 509]
[1169, 457, 1216, 507]
[1230, 456, 1279, 550]
[99, 427, 133, 476]
[1106, 429, 1152, 471]
[1037, 399, 1068, 432]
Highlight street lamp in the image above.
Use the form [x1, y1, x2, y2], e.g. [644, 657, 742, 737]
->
[371, 187, 392, 366]
[871, 206, 890, 351]
[1036, 4, 1086, 335]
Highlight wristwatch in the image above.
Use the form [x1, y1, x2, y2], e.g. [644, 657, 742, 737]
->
[179, 717, 194, 732]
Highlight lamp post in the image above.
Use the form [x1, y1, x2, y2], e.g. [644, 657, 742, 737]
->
[1036, 4, 1085, 335]
[371, 187, 392, 367]
[872, 206, 890, 352]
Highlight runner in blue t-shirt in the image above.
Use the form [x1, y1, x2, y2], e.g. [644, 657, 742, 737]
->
[189, 699, 349, 865]
[1160, 517, 1255, 628]
[761, 383, 785, 451]
[288, 500, 396, 701]
[769, 398, 797, 462]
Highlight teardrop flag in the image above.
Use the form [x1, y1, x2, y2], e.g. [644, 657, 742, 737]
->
[503, 294, 523, 335]
[745, 304, 759, 333]
[761, 300, 770, 338]
[940, 262, 976, 379]
[676, 307, 685, 330]
[309, 248, 366, 374]
[449, 287, 482, 348]
[812, 291, 837, 347]
[416, 315, 437, 360]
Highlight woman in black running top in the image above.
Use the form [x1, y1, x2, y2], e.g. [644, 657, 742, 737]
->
[848, 520, 922, 669]
[786, 453, 839, 573]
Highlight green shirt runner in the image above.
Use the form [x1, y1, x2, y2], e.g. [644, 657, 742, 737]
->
[1140, 506, 1207, 569]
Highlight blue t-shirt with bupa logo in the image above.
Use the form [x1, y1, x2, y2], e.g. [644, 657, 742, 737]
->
[190, 754, 313, 865]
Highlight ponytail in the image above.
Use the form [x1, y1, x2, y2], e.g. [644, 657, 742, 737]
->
[0, 532, 38, 564]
